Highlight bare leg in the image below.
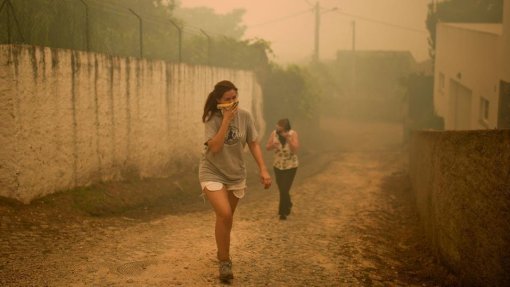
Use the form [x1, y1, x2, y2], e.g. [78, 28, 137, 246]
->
[204, 187, 240, 261]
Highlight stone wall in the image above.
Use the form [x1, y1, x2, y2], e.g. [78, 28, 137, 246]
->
[0, 45, 264, 203]
[409, 130, 510, 286]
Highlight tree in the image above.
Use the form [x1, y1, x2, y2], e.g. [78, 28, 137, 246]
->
[88, 0, 177, 59]
[426, 0, 503, 60]
[0, 0, 178, 57]
[1, 0, 271, 69]
[172, 5, 246, 40]
[0, 0, 88, 49]
[259, 64, 321, 130]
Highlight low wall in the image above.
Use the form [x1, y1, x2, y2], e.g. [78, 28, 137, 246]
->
[0, 44, 264, 203]
[409, 130, 510, 286]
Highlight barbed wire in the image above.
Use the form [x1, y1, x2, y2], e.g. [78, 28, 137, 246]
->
[0, 0, 269, 69]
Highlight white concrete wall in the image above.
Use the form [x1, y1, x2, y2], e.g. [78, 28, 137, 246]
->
[433, 24, 501, 130]
[0, 45, 264, 203]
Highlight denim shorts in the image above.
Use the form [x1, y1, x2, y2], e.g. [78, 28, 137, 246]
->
[200, 180, 246, 199]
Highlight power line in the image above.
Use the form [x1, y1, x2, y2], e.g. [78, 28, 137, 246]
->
[182, 24, 232, 38]
[305, 0, 341, 7]
[86, 0, 135, 17]
[303, 0, 314, 7]
[247, 8, 313, 28]
[333, 10, 428, 33]
[87, 0, 129, 13]
[87, 0, 174, 24]
[246, 0, 426, 34]
[245, 4, 425, 35]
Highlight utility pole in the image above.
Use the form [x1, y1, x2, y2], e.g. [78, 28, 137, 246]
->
[351, 20, 356, 52]
[313, 1, 320, 62]
[312, 2, 337, 62]
[351, 20, 357, 98]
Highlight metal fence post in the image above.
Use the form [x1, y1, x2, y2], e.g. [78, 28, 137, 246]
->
[78, 0, 90, 51]
[128, 8, 143, 58]
[168, 19, 182, 63]
[200, 29, 211, 65]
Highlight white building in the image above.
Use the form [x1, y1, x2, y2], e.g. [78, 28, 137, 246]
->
[433, 0, 510, 130]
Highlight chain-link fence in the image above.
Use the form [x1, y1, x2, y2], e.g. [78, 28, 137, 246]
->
[0, 0, 269, 69]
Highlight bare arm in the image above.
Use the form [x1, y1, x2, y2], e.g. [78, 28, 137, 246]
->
[265, 130, 279, 151]
[206, 108, 237, 153]
[248, 141, 272, 189]
[285, 131, 300, 154]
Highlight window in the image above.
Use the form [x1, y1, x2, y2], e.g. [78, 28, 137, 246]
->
[479, 97, 490, 124]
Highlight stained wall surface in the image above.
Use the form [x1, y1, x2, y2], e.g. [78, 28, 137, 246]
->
[502, 0, 510, 81]
[0, 45, 264, 203]
[409, 130, 510, 286]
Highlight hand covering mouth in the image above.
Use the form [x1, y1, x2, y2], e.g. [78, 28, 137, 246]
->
[217, 100, 239, 110]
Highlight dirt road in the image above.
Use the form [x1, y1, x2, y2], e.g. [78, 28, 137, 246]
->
[0, 119, 458, 286]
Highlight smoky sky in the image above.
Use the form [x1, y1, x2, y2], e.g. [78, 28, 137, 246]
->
[179, 0, 431, 63]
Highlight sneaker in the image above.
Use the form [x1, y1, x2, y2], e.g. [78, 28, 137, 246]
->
[219, 259, 234, 282]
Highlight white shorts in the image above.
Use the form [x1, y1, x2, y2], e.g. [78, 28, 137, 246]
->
[200, 180, 246, 199]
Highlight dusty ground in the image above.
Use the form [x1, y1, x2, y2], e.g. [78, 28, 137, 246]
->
[0, 118, 459, 286]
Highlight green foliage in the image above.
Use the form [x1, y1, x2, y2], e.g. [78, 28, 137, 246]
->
[312, 51, 415, 122]
[212, 37, 272, 70]
[0, 0, 268, 70]
[425, 0, 503, 60]
[0, 0, 87, 48]
[400, 73, 443, 138]
[173, 6, 246, 40]
[0, 0, 177, 57]
[259, 63, 321, 128]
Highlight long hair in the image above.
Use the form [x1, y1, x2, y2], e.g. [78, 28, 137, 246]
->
[276, 118, 291, 146]
[202, 80, 238, 122]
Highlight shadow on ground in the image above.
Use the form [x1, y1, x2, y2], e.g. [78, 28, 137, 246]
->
[0, 144, 335, 227]
[0, 117, 461, 286]
[0, 115, 345, 223]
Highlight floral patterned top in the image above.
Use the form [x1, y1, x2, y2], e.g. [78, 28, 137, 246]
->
[272, 130, 299, 170]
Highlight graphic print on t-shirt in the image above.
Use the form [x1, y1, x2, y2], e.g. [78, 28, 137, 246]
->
[224, 125, 240, 145]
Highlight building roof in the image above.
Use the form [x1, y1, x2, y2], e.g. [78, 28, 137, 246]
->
[336, 50, 416, 62]
[442, 23, 502, 35]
